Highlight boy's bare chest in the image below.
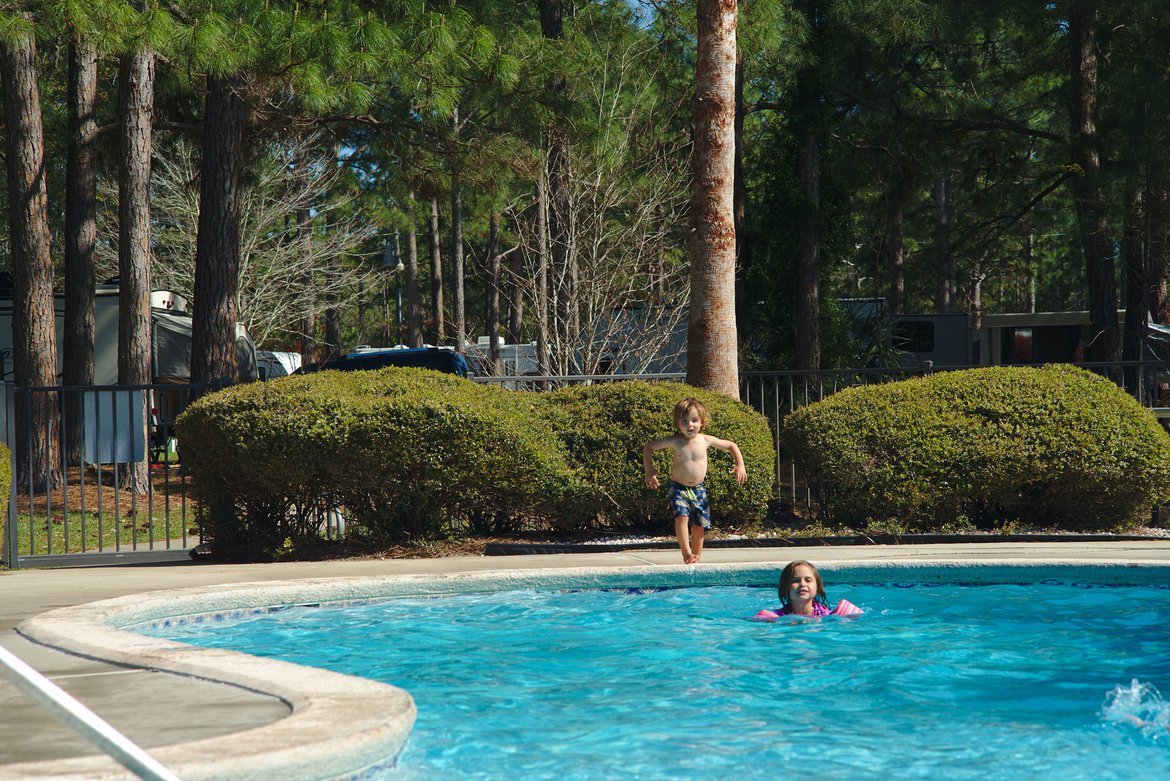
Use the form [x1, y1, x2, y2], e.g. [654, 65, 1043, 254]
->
[674, 441, 708, 462]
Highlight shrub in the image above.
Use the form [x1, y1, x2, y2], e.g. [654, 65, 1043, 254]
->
[176, 368, 585, 557]
[781, 365, 1170, 531]
[0, 443, 9, 521]
[545, 381, 776, 530]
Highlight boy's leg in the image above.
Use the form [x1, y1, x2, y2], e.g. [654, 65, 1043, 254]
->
[674, 515, 695, 564]
[690, 522, 705, 563]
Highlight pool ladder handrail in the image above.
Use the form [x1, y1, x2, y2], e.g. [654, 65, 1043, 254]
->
[0, 643, 182, 780]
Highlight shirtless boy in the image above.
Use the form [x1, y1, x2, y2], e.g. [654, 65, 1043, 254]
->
[642, 398, 747, 564]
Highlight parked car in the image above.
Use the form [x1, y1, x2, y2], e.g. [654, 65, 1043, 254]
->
[300, 346, 472, 377]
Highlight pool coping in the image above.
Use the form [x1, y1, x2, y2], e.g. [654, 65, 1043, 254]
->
[10, 558, 1170, 780]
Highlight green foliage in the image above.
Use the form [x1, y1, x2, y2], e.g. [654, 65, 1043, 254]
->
[781, 365, 1170, 531]
[176, 373, 778, 557]
[544, 381, 776, 529]
[0, 443, 10, 522]
[176, 368, 586, 557]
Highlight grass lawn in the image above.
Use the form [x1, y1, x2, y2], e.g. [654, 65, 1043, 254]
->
[12, 510, 198, 556]
[8, 464, 200, 557]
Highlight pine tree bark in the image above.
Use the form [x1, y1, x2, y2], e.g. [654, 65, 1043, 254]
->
[508, 243, 525, 345]
[540, 0, 577, 374]
[293, 150, 317, 367]
[191, 73, 248, 386]
[1148, 161, 1168, 324]
[429, 196, 445, 343]
[733, 59, 752, 341]
[117, 48, 156, 494]
[794, 131, 821, 370]
[451, 107, 466, 352]
[65, 37, 98, 468]
[1121, 181, 1145, 383]
[686, 0, 740, 397]
[535, 175, 551, 378]
[1068, 3, 1119, 362]
[484, 212, 502, 375]
[406, 191, 423, 348]
[3, 28, 61, 491]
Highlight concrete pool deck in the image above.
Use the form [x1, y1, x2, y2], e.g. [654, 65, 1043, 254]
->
[2, 540, 1170, 779]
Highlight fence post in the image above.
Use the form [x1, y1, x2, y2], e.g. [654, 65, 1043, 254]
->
[2, 382, 18, 569]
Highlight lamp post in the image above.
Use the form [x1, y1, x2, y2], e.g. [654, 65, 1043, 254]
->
[384, 235, 405, 345]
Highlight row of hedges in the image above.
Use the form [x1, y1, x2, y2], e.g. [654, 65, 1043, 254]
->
[176, 371, 776, 557]
[781, 365, 1170, 531]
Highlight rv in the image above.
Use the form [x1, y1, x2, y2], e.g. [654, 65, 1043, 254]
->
[0, 283, 257, 384]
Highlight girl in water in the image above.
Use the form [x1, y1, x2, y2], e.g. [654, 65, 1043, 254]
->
[752, 560, 863, 620]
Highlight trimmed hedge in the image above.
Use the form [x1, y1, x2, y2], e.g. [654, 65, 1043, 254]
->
[176, 372, 777, 557]
[545, 381, 776, 528]
[0, 443, 9, 522]
[176, 368, 586, 556]
[781, 365, 1170, 531]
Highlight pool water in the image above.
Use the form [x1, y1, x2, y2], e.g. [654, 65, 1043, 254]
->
[142, 583, 1170, 780]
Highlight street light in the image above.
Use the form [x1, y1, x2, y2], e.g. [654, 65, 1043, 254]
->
[384, 234, 405, 344]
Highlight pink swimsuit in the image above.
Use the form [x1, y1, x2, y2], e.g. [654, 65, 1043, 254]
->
[751, 599, 862, 621]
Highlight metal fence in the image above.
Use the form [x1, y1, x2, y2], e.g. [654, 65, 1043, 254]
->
[476, 360, 1169, 515]
[0, 381, 212, 569]
[3, 360, 1165, 568]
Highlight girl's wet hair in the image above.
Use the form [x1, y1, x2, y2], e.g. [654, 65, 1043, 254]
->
[778, 560, 829, 608]
[673, 397, 711, 428]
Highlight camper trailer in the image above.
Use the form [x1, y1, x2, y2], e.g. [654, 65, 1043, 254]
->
[0, 284, 258, 384]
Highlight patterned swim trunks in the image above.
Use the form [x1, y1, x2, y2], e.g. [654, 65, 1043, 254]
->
[668, 480, 711, 529]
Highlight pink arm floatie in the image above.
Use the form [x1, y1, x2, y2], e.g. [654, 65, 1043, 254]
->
[831, 598, 863, 616]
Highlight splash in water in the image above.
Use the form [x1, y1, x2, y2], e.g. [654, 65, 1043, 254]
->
[1103, 679, 1170, 738]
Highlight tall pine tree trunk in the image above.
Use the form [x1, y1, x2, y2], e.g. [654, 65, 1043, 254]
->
[540, 0, 576, 374]
[1068, 3, 1119, 362]
[1121, 179, 1146, 395]
[406, 191, 423, 348]
[296, 202, 317, 367]
[507, 229, 525, 345]
[293, 149, 317, 367]
[795, 130, 821, 370]
[3, 27, 61, 492]
[934, 175, 955, 313]
[535, 175, 551, 378]
[429, 196, 445, 343]
[117, 48, 155, 494]
[65, 37, 98, 468]
[686, 0, 740, 397]
[886, 203, 906, 315]
[484, 212, 502, 375]
[1149, 161, 1168, 324]
[191, 74, 248, 386]
[733, 59, 752, 340]
[450, 106, 467, 352]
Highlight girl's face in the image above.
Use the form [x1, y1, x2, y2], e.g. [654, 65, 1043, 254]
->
[786, 564, 819, 607]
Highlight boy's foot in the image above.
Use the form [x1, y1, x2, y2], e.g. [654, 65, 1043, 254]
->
[682, 552, 697, 564]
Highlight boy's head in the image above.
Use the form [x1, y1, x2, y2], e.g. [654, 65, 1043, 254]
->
[673, 397, 711, 431]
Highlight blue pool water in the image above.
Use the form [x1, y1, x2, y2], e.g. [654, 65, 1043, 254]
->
[142, 583, 1170, 780]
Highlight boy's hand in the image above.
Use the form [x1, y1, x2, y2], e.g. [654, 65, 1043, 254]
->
[731, 464, 747, 484]
[645, 472, 660, 489]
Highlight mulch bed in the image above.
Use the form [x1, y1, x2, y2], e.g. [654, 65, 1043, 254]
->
[14, 465, 198, 526]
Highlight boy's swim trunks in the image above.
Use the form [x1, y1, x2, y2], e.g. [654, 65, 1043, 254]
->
[668, 480, 711, 529]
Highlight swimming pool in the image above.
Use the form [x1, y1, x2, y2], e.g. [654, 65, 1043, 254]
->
[138, 578, 1170, 781]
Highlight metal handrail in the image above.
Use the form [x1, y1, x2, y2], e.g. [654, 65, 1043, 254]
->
[0, 644, 182, 780]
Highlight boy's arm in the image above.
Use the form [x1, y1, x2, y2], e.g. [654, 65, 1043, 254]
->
[707, 436, 748, 484]
[642, 438, 672, 489]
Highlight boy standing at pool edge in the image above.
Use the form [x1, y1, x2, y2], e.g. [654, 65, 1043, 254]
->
[643, 398, 747, 564]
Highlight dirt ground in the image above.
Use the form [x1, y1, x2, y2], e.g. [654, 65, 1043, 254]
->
[14, 464, 198, 525]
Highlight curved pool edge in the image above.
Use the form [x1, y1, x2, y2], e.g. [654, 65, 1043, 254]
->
[11, 558, 1170, 780]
